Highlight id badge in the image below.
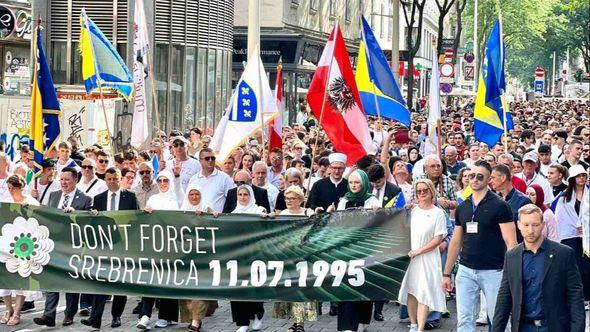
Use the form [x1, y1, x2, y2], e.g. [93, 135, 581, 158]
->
[466, 222, 478, 234]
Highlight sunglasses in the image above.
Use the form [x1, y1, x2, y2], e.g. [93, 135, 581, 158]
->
[139, 170, 152, 175]
[173, 143, 185, 148]
[201, 156, 216, 161]
[157, 178, 170, 183]
[415, 188, 430, 195]
[234, 180, 247, 186]
[98, 159, 109, 164]
[468, 173, 485, 181]
[81, 165, 94, 170]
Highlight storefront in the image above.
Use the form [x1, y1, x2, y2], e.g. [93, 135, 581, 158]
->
[0, 2, 32, 96]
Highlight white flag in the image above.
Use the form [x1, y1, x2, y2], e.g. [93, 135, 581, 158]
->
[210, 46, 279, 164]
[424, 48, 441, 156]
[130, 0, 150, 148]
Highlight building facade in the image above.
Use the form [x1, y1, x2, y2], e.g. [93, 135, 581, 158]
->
[0, 0, 32, 96]
[34, 0, 234, 133]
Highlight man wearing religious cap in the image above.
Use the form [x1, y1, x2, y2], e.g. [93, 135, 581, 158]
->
[307, 152, 348, 214]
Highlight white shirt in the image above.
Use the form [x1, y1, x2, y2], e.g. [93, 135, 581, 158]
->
[56, 158, 80, 174]
[188, 169, 234, 213]
[57, 189, 77, 209]
[165, 156, 202, 192]
[551, 145, 563, 162]
[0, 177, 10, 203]
[28, 180, 60, 206]
[259, 182, 279, 211]
[106, 189, 121, 211]
[515, 172, 554, 204]
[77, 176, 108, 198]
[372, 186, 386, 206]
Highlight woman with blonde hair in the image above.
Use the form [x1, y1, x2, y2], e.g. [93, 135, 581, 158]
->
[398, 178, 447, 332]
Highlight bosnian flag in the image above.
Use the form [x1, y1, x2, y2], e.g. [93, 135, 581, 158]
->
[269, 58, 283, 151]
[210, 45, 279, 164]
[307, 24, 372, 165]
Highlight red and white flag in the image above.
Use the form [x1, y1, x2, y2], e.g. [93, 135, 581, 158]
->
[269, 59, 283, 151]
[307, 24, 371, 165]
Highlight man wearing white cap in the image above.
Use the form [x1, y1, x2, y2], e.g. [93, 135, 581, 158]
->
[515, 152, 554, 205]
[307, 152, 349, 214]
[165, 136, 202, 192]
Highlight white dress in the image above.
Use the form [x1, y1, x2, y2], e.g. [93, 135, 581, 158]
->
[397, 205, 447, 312]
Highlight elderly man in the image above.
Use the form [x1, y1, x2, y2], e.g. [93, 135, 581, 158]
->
[252, 161, 279, 211]
[515, 152, 553, 204]
[188, 148, 234, 213]
[223, 170, 270, 213]
[416, 155, 457, 213]
[497, 153, 527, 193]
[166, 135, 201, 192]
[307, 152, 348, 213]
[132, 162, 159, 209]
[445, 146, 467, 175]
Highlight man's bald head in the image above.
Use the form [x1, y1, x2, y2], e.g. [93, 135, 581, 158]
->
[233, 170, 252, 184]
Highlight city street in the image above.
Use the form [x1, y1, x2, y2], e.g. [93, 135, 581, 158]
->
[1, 296, 492, 332]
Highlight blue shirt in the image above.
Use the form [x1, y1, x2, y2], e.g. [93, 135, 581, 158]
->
[522, 238, 548, 320]
[447, 160, 467, 175]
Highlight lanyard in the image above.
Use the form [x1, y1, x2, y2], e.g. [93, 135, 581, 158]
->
[471, 200, 479, 222]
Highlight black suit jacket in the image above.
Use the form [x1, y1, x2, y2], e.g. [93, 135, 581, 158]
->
[92, 189, 140, 211]
[492, 239, 585, 332]
[223, 185, 271, 213]
[47, 189, 92, 210]
[380, 181, 402, 208]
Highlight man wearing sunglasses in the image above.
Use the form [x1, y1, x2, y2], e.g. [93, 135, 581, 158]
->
[443, 160, 517, 331]
[222, 170, 270, 214]
[165, 136, 201, 192]
[95, 150, 110, 180]
[77, 158, 108, 199]
[131, 162, 159, 209]
[188, 148, 234, 213]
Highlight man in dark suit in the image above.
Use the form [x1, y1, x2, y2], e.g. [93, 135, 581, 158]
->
[492, 204, 585, 332]
[223, 170, 270, 213]
[306, 153, 349, 214]
[34, 167, 92, 327]
[367, 164, 402, 321]
[82, 167, 139, 329]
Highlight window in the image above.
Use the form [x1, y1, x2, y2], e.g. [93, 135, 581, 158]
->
[380, 4, 384, 38]
[171, 45, 184, 129]
[345, 0, 351, 22]
[50, 41, 67, 84]
[196, 48, 207, 128]
[329, 0, 336, 17]
[206, 50, 216, 128]
[388, 7, 392, 41]
[370, 0, 375, 27]
[154, 44, 169, 131]
[185, 47, 197, 128]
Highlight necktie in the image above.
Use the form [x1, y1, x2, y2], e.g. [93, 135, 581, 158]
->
[61, 195, 70, 209]
[110, 192, 117, 211]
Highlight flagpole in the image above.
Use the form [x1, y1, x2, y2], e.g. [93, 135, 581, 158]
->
[306, 23, 339, 196]
[32, 16, 41, 191]
[499, 14, 508, 154]
[255, 44, 267, 146]
[147, 55, 162, 133]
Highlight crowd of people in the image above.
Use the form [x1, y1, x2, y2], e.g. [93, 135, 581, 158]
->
[0, 98, 589, 332]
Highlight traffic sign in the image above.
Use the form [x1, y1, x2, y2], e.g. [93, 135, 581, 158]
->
[444, 49, 454, 63]
[464, 52, 475, 63]
[535, 67, 545, 78]
[534, 80, 544, 95]
[440, 63, 454, 77]
[440, 83, 453, 94]
[465, 65, 474, 81]
[440, 77, 454, 84]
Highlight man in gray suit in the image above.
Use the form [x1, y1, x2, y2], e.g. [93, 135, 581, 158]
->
[492, 204, 585, 332]
[34, 167, 92, 327]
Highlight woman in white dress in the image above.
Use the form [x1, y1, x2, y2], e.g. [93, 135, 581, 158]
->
[273, 186, 316, 332]
[398, 178, 447, 332]
[0, 175, 42, 326]
[179, 184, 219, 331]
[145, 170, 183, 211]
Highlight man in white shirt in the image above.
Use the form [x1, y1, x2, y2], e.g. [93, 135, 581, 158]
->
[516, 152, 553, 204]
[55, 141, 80, 174]
[29, 158, 60, 206]
[188, 148, 234, 213]
[252, 161, 279, 211]
[77, 158, 108, 198]
[166, 136, 201, 192]
[537, 144, 553, 177]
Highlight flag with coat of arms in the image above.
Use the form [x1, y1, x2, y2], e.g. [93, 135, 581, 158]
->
[210, 45, 279, 164]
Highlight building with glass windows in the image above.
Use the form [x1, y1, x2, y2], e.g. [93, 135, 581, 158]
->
[34, 0, 234, 133]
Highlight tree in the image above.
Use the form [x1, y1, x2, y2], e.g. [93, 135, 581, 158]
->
[451, 0, 468, 64]
[401, 0, 427, 110]
[435, 0, 457, 55]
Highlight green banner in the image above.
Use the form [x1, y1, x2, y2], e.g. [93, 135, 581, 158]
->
[0, 203, 410, 301]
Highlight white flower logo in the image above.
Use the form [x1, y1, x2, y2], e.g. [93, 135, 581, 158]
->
[0, 217, 54, 277]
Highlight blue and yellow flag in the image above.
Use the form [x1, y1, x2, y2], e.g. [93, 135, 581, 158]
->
[30, 24, 61, 173]
[457, 185, 473, 204]
[385, 191, 406, 208]
[356, 16, 410, 126]
[474, 20, 513, 147]
[79, 9, 133, 100]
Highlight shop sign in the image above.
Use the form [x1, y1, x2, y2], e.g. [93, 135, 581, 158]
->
[0, 6, 31, 41]
[233, 38, 298, 65]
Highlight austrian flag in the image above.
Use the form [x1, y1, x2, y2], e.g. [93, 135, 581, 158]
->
[307, 25, 372, 165]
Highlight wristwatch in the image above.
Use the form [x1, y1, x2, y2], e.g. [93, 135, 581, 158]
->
[443, 273, 451, 278]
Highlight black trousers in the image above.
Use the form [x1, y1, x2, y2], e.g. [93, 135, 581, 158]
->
[88, 295, 127, 327]
[230, 301, 264, 326]
[337, 301, 372, 331]
[138, 297, 179, 321]
[43, 292, 79, 320]
[373, 300, 386, 314]
[561, 237, 590, 300]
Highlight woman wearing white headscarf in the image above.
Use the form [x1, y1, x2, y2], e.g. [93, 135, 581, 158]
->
[145, 170, 183, 211]
[178, 184, 219, 331]
[230, 184, 268, 332]
[138, 170, 182, 329]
